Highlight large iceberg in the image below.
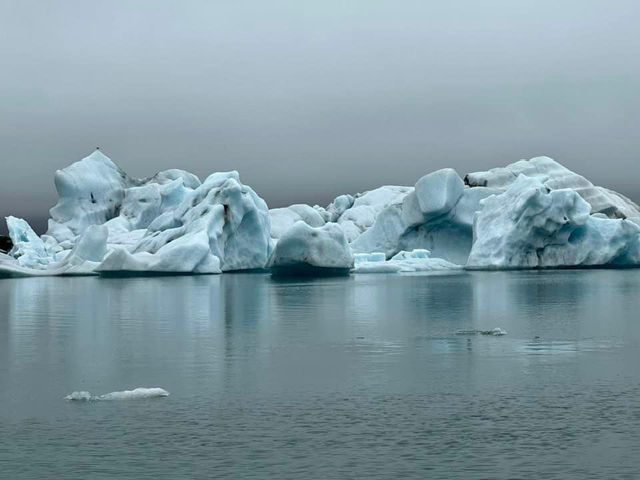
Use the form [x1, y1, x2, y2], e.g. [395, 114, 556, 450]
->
[1, 151, 271, 276]
[2, 151, 640, 276]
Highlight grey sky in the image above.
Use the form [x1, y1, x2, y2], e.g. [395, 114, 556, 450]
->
[2, 0, 640, 234]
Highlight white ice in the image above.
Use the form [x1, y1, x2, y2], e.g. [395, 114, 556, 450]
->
[353, 249, 461, 273]
[65, 387, 170, 401]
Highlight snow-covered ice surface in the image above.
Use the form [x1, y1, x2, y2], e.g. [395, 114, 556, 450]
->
[65, 387, 170, 401]
[2, 151, 640, 276]
[353, 249, 461, 273]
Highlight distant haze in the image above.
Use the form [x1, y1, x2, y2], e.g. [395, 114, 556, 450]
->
[2, 0, 640, 234]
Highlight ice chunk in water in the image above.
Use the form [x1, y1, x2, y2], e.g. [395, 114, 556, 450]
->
[65, 387, 170, 401]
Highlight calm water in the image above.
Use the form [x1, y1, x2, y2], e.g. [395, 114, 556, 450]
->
[1, 270, 640, 479]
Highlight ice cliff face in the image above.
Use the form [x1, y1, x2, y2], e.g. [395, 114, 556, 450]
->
[2, 151, 640, 276]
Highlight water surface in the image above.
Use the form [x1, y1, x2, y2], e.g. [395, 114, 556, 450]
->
[1, 270, 640, 479]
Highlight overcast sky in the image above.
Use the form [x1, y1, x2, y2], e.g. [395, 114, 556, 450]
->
[1, 0, 640, 234]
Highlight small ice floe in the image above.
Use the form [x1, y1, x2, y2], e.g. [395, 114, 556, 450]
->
[352, 250, 461, 274]
[65, 387, 170, 402]
[455, 327, 507, 336]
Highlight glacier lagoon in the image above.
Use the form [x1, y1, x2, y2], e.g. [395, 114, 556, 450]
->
[2, 269, 640, 479]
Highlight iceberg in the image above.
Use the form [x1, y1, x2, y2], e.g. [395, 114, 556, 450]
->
[1, 151, 272, 276]
[2, 151, 640, 276]
[267, 221, 353, 275]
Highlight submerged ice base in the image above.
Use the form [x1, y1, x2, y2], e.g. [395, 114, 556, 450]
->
[2, 151, 640, 276]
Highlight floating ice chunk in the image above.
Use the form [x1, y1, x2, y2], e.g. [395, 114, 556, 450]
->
[455, 328, 507, 336]
[354, 252, 387, 265]
[268, 221, 353, 274]
[64, 391, 93, 401]
[487, 327, 507, 336]
[65, 387, 170, 401]
[353, 252, 401, 273]
[98, 387, 170, 400]
[353, 249, 461, 273]
[386, 249, 460, 272]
